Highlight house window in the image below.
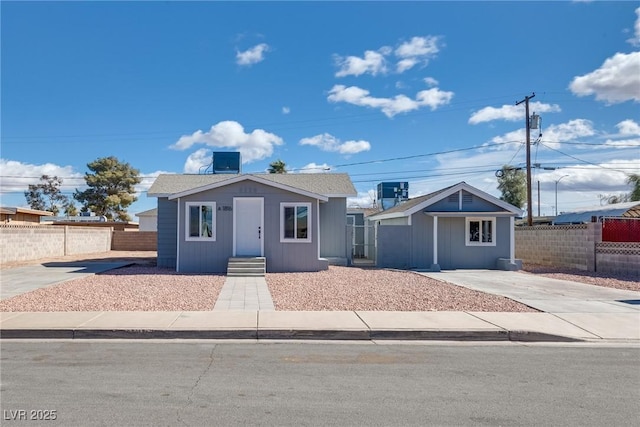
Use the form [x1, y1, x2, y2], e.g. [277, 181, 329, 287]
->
[186, 202, 216, 241]
[466, 217, 495, 246]
[281, 203, 311, 242]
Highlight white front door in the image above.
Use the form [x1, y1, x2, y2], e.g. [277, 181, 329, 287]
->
[233, 198, 264, 256]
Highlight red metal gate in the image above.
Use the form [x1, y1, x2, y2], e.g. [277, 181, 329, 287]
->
[602, 217, 640, 242]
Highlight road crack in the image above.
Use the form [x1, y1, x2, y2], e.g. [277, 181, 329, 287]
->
[177, 345, 216, 426]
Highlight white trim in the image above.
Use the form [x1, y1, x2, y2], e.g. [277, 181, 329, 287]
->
[510, 216, 515, 264]
[317, 200, 321, 258]
[185, 202, 216, 242]
[280, 202, 312, 243]
[176, 197, 181, 272]
[369, 182, 522, 220]
[233, 197, 264, 256]
[433, 215, 438, 265]
[425, 211, 516, 218]
[465, 217, 497, 247]
[168, 174, 328, 202]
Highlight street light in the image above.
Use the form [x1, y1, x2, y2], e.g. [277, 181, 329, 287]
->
[555, 175, 569, 216]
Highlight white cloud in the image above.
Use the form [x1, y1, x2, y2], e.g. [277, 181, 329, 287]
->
[0, 159, 81, 195]
[236, 43, 270, 66]
[394, 36, 440, 72]
[569, 51, 640, 104]
[423, 77, 439, 87]
[627, 7, 640, 46]
[299, 133, 371, 155]
[333, 36, 441, 77]
[171, 120, 284, 163]
[469, 102, 561, 124]
[603, 137, 640, 148]
[616, 119, 640, 135]
[334, 50, 388, 77]
[327, 84, 453, 117]
[297, 162, 331, 173]
[183, 149, 212, 174]
[540, 119, 596, 146]
[282, 106, 290, 115]
[348, 189, 377, 208]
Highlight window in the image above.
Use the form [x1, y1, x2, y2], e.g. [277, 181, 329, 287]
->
[186, 202, 216, 241]
[466, 217, 495, 246]
[281, 203, 311, 242]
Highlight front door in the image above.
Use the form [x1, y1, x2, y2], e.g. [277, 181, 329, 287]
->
[233, 198, 264, 256]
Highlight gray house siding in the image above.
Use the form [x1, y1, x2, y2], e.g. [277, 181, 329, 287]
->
[156, 197, 177, 269]
[176, 181, 325, 273]
[319, 198, 347, 259]
[427, 190, 503, 213]
[376, 213, 512, 270]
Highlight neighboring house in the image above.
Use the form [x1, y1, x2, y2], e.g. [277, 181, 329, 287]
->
[0, 207, 53, 225]
[135, 208, 158, 232]
[147, 173, 357, 273]
[368, 182, 522, 271]
[553, 201, 640, 224]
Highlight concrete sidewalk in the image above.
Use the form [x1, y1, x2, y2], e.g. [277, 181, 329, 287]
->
[4, 309, 636, 342]
[1, 261, 638, 342]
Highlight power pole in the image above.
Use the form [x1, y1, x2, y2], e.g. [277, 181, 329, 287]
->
[516, 92, 535, 226]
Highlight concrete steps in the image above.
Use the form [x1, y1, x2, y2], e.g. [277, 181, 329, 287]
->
[227, 257, 266, 277]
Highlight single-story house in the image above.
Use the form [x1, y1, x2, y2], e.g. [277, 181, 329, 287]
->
[553, 201, 640, 224]
[0, 207, 53, 225]
[368, 182, 522, 271]
[135, 208, 158, 232]
[147, 173, 357, 273]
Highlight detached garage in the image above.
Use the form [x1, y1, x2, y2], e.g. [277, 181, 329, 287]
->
[368, 182, 522, 271]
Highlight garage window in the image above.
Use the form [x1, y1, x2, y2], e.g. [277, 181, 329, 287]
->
[466, 217, 495, 246]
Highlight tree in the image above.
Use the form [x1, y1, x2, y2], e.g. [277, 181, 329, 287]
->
[628, 174, 640, 202]
[268, 159, 287, 174]
[496, 165, 526, 208]
[74, 156, 141, 221]
[24, 175, 71, 215]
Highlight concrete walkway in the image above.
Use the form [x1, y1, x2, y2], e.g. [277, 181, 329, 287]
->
[213, 276, 275, 311]
[1, 262, 638, 342]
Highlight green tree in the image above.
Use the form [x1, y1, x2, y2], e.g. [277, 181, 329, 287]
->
[267, 159, 287, 174]
[628, 173, 640, 202]
[74, 156, 141, 221]
[497, 165, 526, 208]
[24, 175, 71, 215]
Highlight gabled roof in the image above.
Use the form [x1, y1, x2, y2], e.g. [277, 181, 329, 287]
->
[147, 173, 357, 200]
[368, 182, 521, 220]
[554, 201, 640, 224]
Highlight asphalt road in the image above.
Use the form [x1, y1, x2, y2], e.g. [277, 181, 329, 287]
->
[1, 341, 639, 426]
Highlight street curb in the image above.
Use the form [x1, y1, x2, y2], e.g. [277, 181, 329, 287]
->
[0, 328, 583, 342]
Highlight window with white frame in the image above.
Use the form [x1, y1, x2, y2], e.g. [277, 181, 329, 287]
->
[466, 217, 495, 246]
[186, 202, 216, 241]
[280, 203, 311, 242]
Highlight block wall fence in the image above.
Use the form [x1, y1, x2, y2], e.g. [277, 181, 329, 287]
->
[515, 223, 639, 277]
[0, 226, 158, 265]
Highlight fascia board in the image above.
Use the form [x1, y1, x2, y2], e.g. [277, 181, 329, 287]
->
[168, 174, 328, 202]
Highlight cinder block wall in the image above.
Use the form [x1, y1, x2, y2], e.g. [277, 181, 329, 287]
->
[0, 225, 112, 264]
[111, 231, 157, 251]
[515, 224, 599, 271]
[596, 243, 640, 278]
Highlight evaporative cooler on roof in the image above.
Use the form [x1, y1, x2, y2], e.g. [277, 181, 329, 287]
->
[212, 152, 241, 174]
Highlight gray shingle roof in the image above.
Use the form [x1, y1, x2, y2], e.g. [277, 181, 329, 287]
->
[369, 183, 458, 216]
[147, 173, 357, 198]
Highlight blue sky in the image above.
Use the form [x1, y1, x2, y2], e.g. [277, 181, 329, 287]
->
[2, 1, 639, 218]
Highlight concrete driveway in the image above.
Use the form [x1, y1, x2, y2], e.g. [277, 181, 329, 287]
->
[1, 261, 131, 300]
[418, 270, 640, 314]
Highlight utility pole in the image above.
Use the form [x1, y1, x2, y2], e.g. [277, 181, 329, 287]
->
[516, 92, 535, 226]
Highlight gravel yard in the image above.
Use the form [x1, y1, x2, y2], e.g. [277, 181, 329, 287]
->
[1, 251, 636, 312]
[266, 267, 535, 312]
